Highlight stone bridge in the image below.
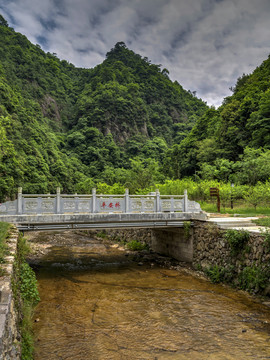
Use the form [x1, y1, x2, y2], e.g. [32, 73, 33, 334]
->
[0, 188, 206, 231]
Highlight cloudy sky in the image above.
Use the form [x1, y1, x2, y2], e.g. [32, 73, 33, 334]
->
[1, 0, 270, 107]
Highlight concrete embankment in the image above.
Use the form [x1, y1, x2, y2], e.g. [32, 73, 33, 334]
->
[0, 227, 21, 360]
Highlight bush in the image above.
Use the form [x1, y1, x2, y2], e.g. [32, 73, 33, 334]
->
[126, 240, 148, 251]
[238, 266, 269, 293]
[0, 222, 10, 264]
[205, 265, 226, 283]
[183, 221, 191, 239]
[19, 262, 40, 305]
[262, 228, 270, 250]
[224, 229, 250, 256]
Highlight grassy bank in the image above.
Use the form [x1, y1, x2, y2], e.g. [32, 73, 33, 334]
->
[200, 202, 270, 216]
[0, 222, 10, 266]
[252, 217, 270, 227]
[12, 234, 40, 360]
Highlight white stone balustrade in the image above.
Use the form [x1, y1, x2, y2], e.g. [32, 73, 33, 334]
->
[0, 188, 202, 215]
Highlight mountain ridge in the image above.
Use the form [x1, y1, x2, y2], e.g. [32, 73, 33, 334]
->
[0, 18, 207, 200]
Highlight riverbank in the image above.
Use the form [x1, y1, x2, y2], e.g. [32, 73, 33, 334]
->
[0, 225, 20, 359]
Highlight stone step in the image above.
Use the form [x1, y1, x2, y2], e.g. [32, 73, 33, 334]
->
[208, 217, 259, 229]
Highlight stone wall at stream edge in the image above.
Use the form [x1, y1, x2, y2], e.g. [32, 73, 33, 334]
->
[0, 227, 21, 360]
[89, 228, 152, 247]
[192, 221, 270, 294]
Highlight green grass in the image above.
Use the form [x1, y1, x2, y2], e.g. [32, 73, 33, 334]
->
[252, 217, 270, 227]
[200, 201, 270, 217]
[0, 222, 10, 264]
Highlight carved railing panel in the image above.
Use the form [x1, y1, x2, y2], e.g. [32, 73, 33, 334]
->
[0, 200, 17, 215]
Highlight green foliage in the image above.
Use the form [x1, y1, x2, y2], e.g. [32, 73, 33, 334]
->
[126, 240, 148, 251]
[12, 234, 40, 360]
[166, 54, 270, 182]
[183, 221, 191, 240]
[0, 222, 10, 263]
[260, 228, 270, 250]
[253, 217, 270, 228]
[238, 266, 269, 293]
[205, 265, 226, 283]
[21, 303, 35, 360]
[0, 21, 208, 200]
[1, 15, 270, 202]
[19, 262, 40, 305]
[204, 262, 269, 294]
[96, 231, 107, 239]
[224, 229, 250, 256]
[243, 184, 268, 209]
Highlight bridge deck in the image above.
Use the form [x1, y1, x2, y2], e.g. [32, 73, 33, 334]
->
[0, 212, 207, 231]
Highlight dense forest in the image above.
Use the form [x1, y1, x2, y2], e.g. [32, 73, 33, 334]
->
[0, 14, 270, 202]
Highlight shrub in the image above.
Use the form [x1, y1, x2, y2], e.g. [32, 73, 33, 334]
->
[224, 229, 250, 256]
[183, 221, 191, 240]
[0, 222, 10, 264]
[205, 265, 226, 283]
[126, 240, 148, 251]
[19, 262, 40, 305]
[262, 228, 270, 250]
[96, 231, 107, 239]
[238, 266, 269, 293]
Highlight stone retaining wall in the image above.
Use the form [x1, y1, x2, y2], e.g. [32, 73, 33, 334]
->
[192, 221, 270, 294]
[90, 228, 152, 246]
[0, 227, 20, 360]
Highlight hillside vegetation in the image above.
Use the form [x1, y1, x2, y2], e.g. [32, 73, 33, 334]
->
[166, 55, 270, 183]
[0, 17, 207, 200]
[0, 14, 270, 204]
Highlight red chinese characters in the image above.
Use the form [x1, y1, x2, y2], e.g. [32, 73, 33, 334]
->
[100, 201, 121, 209]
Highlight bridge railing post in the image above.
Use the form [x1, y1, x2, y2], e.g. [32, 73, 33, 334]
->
[156, 189, 160, 212]
[92, 188, 96, 213]
[125, 188, 129, 213]
[56, 187, 61, 214]
[17, 187, 23, 215]
[183, 189, 188, 212]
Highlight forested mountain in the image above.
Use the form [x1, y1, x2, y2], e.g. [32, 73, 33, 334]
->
[166, 55, 270, 184]
[1, 13, 269, 202]
[0, 16, 207, 200]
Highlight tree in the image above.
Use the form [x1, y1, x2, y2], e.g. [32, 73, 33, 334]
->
[243, 184, 266, 209]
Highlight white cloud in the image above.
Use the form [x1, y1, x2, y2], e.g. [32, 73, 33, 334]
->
[1, 0, 270, 106]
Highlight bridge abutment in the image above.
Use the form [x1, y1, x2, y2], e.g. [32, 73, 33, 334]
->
[151, 227, 193, 263]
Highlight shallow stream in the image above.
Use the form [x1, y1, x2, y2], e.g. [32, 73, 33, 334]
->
[27, 231, 270, 360]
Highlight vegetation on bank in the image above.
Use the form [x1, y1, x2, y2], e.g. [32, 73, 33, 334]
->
[0, 222, 10, 266]
[12, 234, 40, 360]
[253, 218, 270, 227]
[203, 229, 270, 296]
